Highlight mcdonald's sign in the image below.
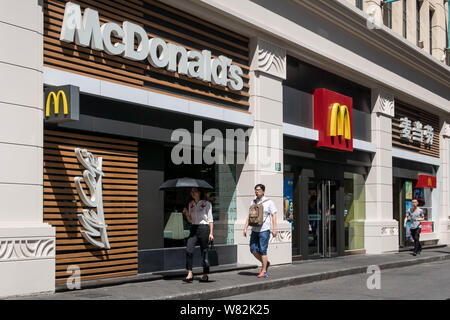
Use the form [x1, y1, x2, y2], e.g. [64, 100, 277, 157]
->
[44, 85, 79, 123]
[314, 88, 353, 151]
[415, 174, 436, 188]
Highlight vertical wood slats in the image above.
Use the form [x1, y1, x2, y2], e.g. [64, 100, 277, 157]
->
[43, 129, 138, 284]
[392, 103, 440, 158]
[43, 0, 250, 110]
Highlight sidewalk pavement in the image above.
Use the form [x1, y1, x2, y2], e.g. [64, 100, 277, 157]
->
[13, 246, 450, 300]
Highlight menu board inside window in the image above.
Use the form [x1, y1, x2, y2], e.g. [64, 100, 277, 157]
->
[392, 102, 439, 158]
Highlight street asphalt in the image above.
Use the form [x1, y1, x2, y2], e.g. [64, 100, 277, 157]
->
[8, 246, 450, 300]
[215, 259, 450, 300]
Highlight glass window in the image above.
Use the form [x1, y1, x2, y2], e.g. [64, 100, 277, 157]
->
[416, 0, 421, 45]
[383, 3, 393, 29]
[403, 0, 407, 38]
[163, 147, 237, 248]
[429, 9, 434, 54]
[282, 86, 314, 128]
[356, 0, 363, 10]
[344, 172, 366, 251]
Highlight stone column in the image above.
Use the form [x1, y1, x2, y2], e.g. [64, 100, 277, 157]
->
[364, 0, 383, 29]
[420, 1, 431, 54]
[0, 2, 55, 297]
[364, 89, 399, 254]
[234, 37, 291, 266]
[391, 0, 403, 35]
[438, 122, 450, 245]
[430, 0, 447, 61]
[406, 0, 418, 43]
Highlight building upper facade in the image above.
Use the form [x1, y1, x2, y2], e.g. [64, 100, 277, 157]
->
[347, 0, 449, 65]
[167, 0, 449, 118]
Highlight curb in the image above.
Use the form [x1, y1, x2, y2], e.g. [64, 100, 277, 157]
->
[55, 273, 163, 293]
[155, 253, 450, 300]
[55, 264, 258, 293]
[398, 244, 446, 252]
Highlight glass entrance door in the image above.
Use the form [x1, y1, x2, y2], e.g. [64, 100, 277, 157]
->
[308, 180, 338, 258]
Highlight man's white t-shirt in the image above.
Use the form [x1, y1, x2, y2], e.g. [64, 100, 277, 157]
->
[249, 196, 277, 233]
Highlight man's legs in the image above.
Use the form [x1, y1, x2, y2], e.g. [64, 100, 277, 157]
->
[411, 228, 420, 254]
[250, 232, 267, 271]
[416, 228, 422, 253]
[251, 252, 268, 269]
[258, 231, 270, 273]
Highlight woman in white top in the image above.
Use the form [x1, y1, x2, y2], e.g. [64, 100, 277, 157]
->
[182, 187, 214, 282]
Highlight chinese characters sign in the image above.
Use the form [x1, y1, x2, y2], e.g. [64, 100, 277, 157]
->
[393, 103, 439, 158]
[399, 117, 434, 146]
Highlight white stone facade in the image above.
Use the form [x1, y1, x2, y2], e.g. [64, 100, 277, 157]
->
[0, 0, 448, 298]
[234, 37, 292, 266]
[0, 1, 55, 298]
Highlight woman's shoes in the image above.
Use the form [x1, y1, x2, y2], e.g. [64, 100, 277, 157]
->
[183, 274, 210, 283]
[183, 277, 194, 283]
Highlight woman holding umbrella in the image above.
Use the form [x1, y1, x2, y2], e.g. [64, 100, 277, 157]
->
[182, 187, 214, 283]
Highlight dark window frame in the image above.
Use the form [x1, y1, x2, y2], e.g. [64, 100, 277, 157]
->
[383, 3, 393, 29]
[403, 0, 407, 38]
[429, 9, 434, 54]
[417, 0, 421, 46]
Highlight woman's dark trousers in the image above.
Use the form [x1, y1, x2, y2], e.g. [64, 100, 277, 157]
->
[410, 227, 422, 254]
[186, 225, 210, 274]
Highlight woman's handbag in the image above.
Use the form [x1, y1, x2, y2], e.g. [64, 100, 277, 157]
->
[208, 241, 219, 267]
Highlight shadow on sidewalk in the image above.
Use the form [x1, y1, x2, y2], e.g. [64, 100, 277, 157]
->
[238, 271, 260, 276]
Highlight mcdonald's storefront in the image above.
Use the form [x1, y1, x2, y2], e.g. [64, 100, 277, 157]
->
[41, 0, 252, 286]
[283, 56, 372, 260]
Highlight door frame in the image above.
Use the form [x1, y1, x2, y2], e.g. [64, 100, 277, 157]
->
[297, 165, 345, 259]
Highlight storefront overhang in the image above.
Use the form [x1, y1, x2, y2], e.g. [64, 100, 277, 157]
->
[392, 148, 442, 167]
[283, 122, 376, 154]
[43, 67, 254, 128]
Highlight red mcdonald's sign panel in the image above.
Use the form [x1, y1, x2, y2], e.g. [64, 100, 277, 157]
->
[421, 221, 433, 233]
[314, 88, 353, 152]
[416, 175, 436, 188]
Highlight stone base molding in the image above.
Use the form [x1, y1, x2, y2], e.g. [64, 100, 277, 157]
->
[234, 221, 292, 265]
[0, 238, 54, 261]
[438, 219, 450, 245]
[364, 220, 400, 254]
[0, 224, 55, 298]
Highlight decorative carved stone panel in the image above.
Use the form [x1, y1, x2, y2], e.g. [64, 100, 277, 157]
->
[253, 38, 286, 80]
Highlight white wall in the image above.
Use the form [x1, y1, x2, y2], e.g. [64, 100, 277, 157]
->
[0, 1, 55, 298]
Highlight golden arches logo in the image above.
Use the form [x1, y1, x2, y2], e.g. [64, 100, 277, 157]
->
[45, 90, 68, 118]
[330, 103, 351, 140]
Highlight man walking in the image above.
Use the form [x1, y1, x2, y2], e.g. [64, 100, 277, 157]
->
[243, 184, 277, 278]
[404, 199, 425, 256]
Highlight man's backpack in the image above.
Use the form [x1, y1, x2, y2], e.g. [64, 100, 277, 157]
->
[248, 199, 270, 227]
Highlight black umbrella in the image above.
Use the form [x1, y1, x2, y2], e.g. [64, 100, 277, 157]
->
[158, 177, 213, 191]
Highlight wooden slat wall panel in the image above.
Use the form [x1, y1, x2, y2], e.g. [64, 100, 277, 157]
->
[392, 103, 440, 158]
[43, 0, 250, 110]
[43, 130, 138, 284]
